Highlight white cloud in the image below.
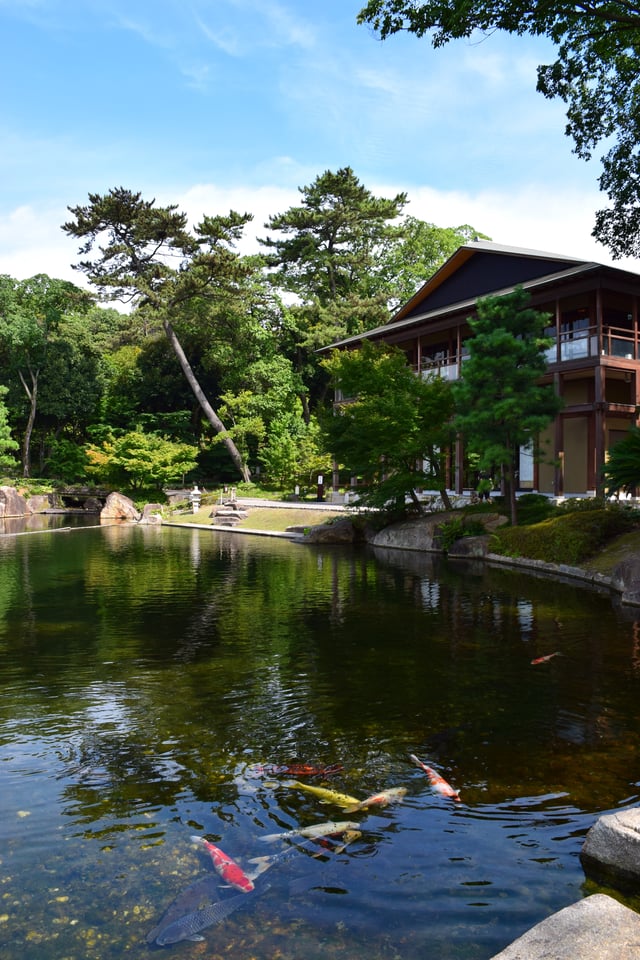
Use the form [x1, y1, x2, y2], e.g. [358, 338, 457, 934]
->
[2, 179, 638, 295]
[403, 182, 640, 271]
[0, 203, 84, 284]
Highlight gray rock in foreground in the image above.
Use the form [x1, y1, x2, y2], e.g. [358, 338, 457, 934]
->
[489, 894, 640, 959]
[580, 808, 640, 890]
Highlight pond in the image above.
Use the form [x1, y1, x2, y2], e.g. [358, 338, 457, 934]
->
[0, 523, 639, 959]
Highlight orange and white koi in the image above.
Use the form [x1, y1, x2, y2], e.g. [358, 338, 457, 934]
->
[345, 786, 407, 812]
[410, 754, 461, 802]
[531, 652, 563, 665]
[190, 836, 254, 893]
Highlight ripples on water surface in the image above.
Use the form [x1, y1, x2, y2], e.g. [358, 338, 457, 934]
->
[0, 524, 639, 959]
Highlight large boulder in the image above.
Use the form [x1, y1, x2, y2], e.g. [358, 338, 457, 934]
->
[373, 510, 508, 553]
[449, 535, 490, 558]
[489, 893, 640, 959]
[0, 486, 28, 518]
[26, 494, 52, 514]
[304, 517, 360, 543]
[100, 492, 141, 523]
[580, 809, 640, 891]
[139, 503, 164, 525]
[372, 514, 443, 552]
[611, 557, 640, 606]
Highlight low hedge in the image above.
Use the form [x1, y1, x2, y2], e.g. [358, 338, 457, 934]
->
[490, 505, 640, 565]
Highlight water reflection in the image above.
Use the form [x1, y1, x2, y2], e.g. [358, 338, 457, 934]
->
[0, 526, 639, 960]
[0, 513, 99, 536]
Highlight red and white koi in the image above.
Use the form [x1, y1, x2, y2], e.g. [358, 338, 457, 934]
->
[190, 836, 254, 893]
[531, 652, 563, 665]
[410, 754, 461, 802]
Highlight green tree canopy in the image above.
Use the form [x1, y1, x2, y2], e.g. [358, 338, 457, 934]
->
[86, 430, 198, 493]
[261, 167, 408, 419]
[262, 166, 408, 307]
[452, 286, 562, 522]
[0, 385, 19, 472]
[0, 273, 92, 477]
[63, 188, 257, 481]
[357, 0, 640, 258]
[321, 340, 456, 513]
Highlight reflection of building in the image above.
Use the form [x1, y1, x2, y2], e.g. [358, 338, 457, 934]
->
[324, 241, 640, 496]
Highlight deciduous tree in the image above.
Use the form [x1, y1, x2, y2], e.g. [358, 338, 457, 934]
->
[86, 430, 198, 493]
[321, 341, 455, 512]
[0, 274, 91, 477]
[357, 0, 640, 257]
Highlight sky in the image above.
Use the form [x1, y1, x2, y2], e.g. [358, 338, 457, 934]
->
[1, 0, 638, 289]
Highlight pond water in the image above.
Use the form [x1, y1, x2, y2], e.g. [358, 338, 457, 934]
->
[1, 524, 639, 959]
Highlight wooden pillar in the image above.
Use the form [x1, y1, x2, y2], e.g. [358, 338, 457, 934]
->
[594, 364, 606, 495]
[595, 286, 603, 356]
[455, 436, 464, 494]
[553, 372, 564, 496]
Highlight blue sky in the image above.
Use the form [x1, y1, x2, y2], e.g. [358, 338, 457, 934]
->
[1, 0, 636, 286]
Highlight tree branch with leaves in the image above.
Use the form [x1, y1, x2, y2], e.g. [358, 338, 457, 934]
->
[63, 187, 255, 482]
[358, 0, 640, 257]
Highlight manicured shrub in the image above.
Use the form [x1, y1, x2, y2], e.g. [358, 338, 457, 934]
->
[491, 506, 640, 564]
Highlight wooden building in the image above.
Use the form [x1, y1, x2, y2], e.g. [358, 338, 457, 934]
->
[324, 240, 640, 496]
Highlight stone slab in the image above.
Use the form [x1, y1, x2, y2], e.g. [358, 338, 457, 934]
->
[489, 894, 640, 959]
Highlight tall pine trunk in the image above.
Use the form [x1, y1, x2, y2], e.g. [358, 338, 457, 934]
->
[18, 367, 38, 479]
[161, 317, 250, 483]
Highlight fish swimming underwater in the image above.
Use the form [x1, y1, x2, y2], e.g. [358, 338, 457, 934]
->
[190, 836, 254, 892]
[247, 832, 361, 881]
[256, 763, 344, 777]
[154, 886, 265, 946]
[258, 819, 361, 843]
[146, 874, 221, 945]
[286, 781, 361, 809]
[410, 754, 461, 802]
[531, 652, 563, 665]
[345, 787, 407, 812]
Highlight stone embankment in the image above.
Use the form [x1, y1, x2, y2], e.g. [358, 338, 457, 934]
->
[305, 507, 640, 607]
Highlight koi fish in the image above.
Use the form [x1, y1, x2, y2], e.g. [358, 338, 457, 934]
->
[154, 886, 265, 945]
[286, 781, 361, 809]
[345, 786, 408, 812]
[531, 652, 563, 665]
[247, 831, 361, 881]
[146, 874, 220, 944]
[258, 763, 344, 777]
[190, 836, 254, 893]
[410, 754, 461, 802]
[258, 819, 360, 843]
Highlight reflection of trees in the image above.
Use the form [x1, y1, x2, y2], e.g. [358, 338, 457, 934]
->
[2, 524, 640, 825]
